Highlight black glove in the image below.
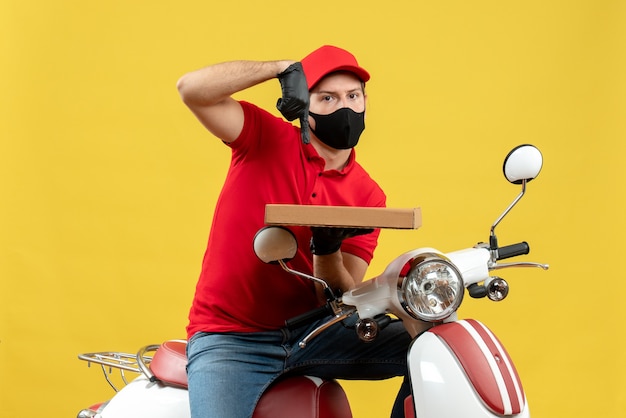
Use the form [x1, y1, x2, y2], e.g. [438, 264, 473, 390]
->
[310, 227, 375, 256]
[276, 62, 310, 144]
[299, 108, 310, 145]
[276, 62, 308, 121]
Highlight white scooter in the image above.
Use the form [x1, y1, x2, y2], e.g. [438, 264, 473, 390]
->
[78, 144, 548, 418]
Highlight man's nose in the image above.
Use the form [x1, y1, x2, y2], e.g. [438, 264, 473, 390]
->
[338, 97, 350, 108]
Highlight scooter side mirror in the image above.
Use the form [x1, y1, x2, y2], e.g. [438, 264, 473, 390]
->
[490, 144, 544, 248]
[253, 226, 298, 264]
[503, 144, 543, 185]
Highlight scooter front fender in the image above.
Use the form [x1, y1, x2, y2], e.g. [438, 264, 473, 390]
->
[99, 375, 190, 418]
[407, 319, 529, 418]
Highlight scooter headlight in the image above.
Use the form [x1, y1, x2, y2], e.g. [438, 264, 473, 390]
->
[399, 254, 464, 322]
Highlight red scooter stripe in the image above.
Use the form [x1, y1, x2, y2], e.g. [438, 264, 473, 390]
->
[430, 320, 525, 415]
[464, 319, 525, 413]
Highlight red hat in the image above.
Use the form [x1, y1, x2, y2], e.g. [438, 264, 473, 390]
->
[301, 45, 370, 90]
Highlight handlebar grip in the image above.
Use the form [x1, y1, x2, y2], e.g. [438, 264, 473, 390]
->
[497, 242, 530, 260]
[285, 305, 332, 331]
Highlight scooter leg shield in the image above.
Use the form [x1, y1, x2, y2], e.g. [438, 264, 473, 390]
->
[407, 320, 530, 418]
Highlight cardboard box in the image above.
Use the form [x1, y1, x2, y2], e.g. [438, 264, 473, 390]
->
[264, 204, 421, 229]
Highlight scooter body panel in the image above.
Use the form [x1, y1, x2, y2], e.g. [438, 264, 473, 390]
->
[407, 319, 529, 418]
[99, 375, 190, 418]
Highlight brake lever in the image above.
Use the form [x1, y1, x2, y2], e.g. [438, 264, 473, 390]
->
[298, 307, 356, 348]
[490, 261, 550, 270]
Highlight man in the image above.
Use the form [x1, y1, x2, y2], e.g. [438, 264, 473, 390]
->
[177, 45, 411, 418]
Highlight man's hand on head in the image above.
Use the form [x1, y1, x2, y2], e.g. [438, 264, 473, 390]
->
[276, 62, 309, 121]
[276, 62, 311, 144]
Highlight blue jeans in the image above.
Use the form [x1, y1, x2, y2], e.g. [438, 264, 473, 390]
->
[186, 316, 412, 418]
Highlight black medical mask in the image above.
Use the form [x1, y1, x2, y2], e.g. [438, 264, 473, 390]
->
[309, 108, 365, 150]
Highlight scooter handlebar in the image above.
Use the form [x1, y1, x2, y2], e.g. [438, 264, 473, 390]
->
[285, 304, 333, 331]
[497, 241, 530, 260]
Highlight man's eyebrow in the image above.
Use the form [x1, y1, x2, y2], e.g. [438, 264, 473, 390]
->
[314, 88, 362, 95]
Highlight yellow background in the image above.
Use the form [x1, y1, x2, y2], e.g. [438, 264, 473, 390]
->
[1, 0, 625, 417]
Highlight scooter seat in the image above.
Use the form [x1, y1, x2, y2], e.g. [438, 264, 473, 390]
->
[253, 376, 352, 418]
[150, 340, 189, 388]
[150, 340, 352, 418]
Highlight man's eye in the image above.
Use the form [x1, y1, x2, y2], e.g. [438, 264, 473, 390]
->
[322, 95, 333, 101]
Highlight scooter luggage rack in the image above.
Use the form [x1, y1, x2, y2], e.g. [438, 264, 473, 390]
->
[78, 351, 153, 392]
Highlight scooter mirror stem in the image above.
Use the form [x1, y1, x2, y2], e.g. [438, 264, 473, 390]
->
[278, 260, 334, 295]
[489, 179, 527, 251]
